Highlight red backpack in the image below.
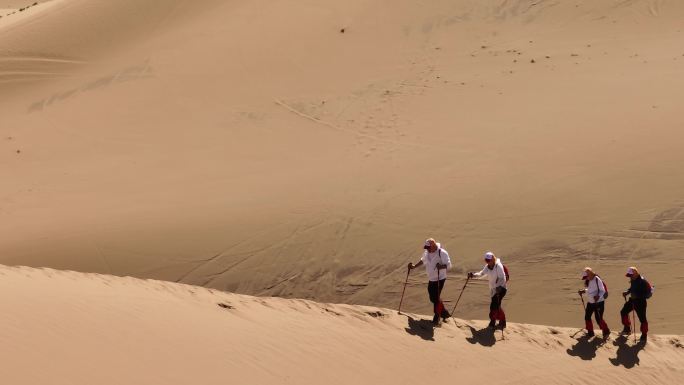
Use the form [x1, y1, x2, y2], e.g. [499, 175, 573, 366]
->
[596, 275, 608, 299]
[595, 276, 609, 299]
[645, 278, 655, 299]
[503, 264, 510, 282]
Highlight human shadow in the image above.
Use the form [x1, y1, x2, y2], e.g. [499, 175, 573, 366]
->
[566, 335, 606, 360]
[465, 325, 496, 347]
[609, 334, 647, 368]
[405, 316, 435, 341]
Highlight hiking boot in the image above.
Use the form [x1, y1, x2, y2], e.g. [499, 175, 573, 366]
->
[488, 320, 496, 329]
[441, 310, 451, 320]
[586, 330, 595, 337]
[640, 333, 647, 342]
[621, 326, 631, 335]
[602, 329, 611, 338]
[497, 320, 506, 330]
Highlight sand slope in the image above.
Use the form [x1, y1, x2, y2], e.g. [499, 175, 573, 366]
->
[1, 0, 684, 332]
[1, 265, 682, 385]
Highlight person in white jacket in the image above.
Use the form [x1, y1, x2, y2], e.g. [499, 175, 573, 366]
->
[467, 252, 507, 330]
[578, 267, 610, 338]
[408, 238, 452, 324]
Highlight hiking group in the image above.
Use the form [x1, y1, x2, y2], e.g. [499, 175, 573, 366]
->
[401, 238, 654, 341]
[406, 238, 508, 329]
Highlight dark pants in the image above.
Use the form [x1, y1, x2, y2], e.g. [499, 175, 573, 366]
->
[584, 302, 609, 331]
[428, 279, 449, 318]
[621, 298, 648, 333]
[489, 288, 507, 321]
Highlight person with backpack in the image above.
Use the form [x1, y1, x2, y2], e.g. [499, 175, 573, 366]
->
[578, 267, 610, 338]
[620, 266, 652, 341]
[467, 251, 508, 330]
[408, 238, 452, 324]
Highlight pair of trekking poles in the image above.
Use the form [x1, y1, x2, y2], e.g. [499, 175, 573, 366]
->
[577, 291, 637, 343]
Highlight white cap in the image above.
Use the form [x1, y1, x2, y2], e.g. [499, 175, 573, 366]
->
[484, 252, 495, 261]
[626, 267, 636, 276]
[581, 270, 588, 279]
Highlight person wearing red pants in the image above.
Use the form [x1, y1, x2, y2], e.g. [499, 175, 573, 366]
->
[578, 267, 610, 338]
[468, 252, 507, 330]
[620, 266, 652, 341]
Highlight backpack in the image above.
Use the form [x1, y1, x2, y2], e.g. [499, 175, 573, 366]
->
[502, 264, 510, 282]
[595, 276, 609, 299]
[645, 278, 655, 299]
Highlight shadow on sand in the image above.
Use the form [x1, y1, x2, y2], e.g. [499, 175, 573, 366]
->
[609, 334, 647, 368]
[465, 325, 496, 347]
[405, 316, 435, 341]
[566, 335, 606, 360]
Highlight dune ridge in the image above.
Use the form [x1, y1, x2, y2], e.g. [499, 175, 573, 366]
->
[1, 264, 683, 385]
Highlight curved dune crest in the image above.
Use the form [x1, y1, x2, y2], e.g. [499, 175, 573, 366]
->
[1, 265, 683, 385]
[0, 0, 226, 92]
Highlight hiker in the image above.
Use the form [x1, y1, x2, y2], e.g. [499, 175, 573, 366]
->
[467, 252, 507, 330]
[578, 267, 610, 338]
[620, 266, 651, 341]
[408, 238, 452, 324]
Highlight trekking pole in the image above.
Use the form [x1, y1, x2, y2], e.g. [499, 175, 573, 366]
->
[498, 293, 504, 341]
[632, 302, 637, 344]
[435, 266, 444, 323]
[450, 277, 470, 316]
[397, 267, 411, 314]
[579, 292, 586, 311]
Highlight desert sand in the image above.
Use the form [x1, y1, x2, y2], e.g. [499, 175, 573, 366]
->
[1, 265, 683, 385]
[1, 1, 684, 381]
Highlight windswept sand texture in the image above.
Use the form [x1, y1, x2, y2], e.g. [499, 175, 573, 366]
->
[0, 2, 48, 28]
[1, 265, 683, 385]
[2, 0, 684, 343]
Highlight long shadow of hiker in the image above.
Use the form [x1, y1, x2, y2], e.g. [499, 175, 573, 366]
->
[405, 316, 435, 341]
[465, 325, 496, 347]
[609, 334, 646, 368]
[566, 335, 606, 360]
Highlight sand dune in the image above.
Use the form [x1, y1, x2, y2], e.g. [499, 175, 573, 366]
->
[1, 265, 682, 385]
[1, 0, 684, 334]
